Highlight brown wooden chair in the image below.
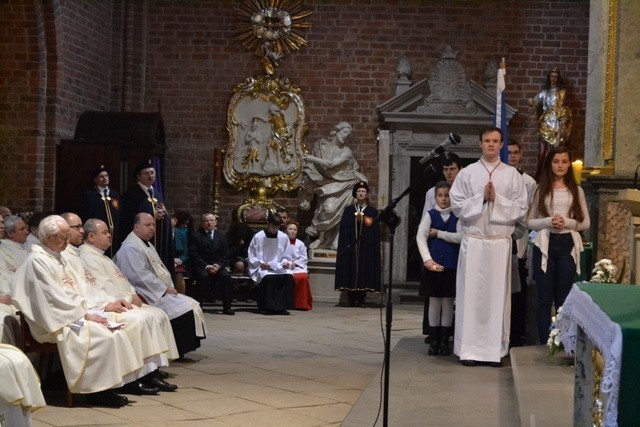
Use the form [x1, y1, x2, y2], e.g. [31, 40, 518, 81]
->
[17, 312, 74, 407]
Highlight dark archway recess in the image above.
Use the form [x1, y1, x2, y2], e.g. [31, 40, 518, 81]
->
[55, 111, 166, 216]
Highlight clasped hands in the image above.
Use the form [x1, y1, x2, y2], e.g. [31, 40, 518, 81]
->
[551, 214, 565, 229]
[205, 264, 221, 274]
[483, 181, 496, 202]
[259, 261, 293, 270]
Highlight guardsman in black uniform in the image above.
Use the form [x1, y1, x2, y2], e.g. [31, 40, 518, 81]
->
[120, 159, 174, 274]
[82, 165, 121, 257]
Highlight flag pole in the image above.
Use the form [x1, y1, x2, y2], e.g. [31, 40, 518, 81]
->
[496, 57, 509, 163]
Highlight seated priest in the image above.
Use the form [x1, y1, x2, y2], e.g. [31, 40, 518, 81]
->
[0, 343, 46, 426]
[247, 212, 294, 315]
[115, 213, 206, 358]
[1, 215, 30, 268]
[60, 213, 179, 393]
[0, 215, 21, 345]
[189, 213, 235, 314]
[12, 215, 156, 408]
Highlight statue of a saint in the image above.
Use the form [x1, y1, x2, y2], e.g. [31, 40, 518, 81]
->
[298, 122, 368, 250]
[529, 67, 573, 179]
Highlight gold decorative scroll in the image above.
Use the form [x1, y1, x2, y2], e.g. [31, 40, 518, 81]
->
[603, 0, 618, 166]
[224, 75, 308, 197]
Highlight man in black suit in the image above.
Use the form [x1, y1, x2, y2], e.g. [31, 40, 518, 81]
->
[189, 213, 235, 315]
[120, 159, 174, 273]
[82, 164, 121, 256]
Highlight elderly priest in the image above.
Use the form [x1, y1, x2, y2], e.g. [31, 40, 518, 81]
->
[12, 215, 156, 407]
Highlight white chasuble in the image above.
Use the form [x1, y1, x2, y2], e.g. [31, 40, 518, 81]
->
[12, 245, 142, 394]
[79, 243, 178, 360]
[0, 343, 46, 425]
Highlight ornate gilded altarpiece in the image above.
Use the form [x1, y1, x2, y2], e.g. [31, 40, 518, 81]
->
[220, 0, 312, 224]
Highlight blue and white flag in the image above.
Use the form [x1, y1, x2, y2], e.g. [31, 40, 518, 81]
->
[494, 58, 509, 163]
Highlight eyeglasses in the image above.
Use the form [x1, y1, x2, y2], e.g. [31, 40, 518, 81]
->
[52, 234, 70, 242]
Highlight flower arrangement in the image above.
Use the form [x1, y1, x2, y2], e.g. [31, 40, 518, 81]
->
[547, 306, 565, 356]
[590, 258, 620, 284]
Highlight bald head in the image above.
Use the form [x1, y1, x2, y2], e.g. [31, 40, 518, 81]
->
[83, 219, 112, 251]
[0, 206, 11, 217]
[61, 212, 84, 247]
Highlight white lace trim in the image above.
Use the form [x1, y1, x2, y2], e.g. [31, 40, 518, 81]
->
[558, 283, 622, 427]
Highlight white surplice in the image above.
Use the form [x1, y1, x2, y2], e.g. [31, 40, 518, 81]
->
[450, 159, 528, 362]
[115, 232, 206, 338]
[12, 245, 143, 394]
[78, 243, 178, 360]
[247, 230, 290, 283]
[0, 250, 20, 345]
[283, 238, 308, 274]
[0, 240, 29, 344]
[0, 343, 46, 426]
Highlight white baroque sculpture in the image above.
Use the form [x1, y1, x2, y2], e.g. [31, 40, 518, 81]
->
[298, 122, 368, 250]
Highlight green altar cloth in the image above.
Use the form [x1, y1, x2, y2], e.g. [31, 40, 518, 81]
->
[578, 283, 640, 426]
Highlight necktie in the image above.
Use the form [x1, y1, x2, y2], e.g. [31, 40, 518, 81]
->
[209, 231, 214, 241]
[103, 188, 108, 198]
[148, 187, 154, 199]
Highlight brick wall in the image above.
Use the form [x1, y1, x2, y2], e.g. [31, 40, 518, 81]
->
[0, 1, 114, 211]
[141, 0, 589, 230]
[0, 0, 590, 230]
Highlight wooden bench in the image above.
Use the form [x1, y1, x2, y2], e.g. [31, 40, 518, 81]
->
[17, 312, 74, 407]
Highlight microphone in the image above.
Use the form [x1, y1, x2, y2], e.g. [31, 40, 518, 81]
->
[418, 133, 462, 164]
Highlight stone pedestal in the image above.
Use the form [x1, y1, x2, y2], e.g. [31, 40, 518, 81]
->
[308, 249, 339, 303]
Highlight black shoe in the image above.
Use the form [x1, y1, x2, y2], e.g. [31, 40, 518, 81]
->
[222, 309, 236, 315]
[486, 361, 503, 368]
[427, 341, 440, 356]
[85, 390, 128, 408]
[461, 360, 477, 367]
[121, 381, 160, 395]
[144, 376, 178, 392]
[155, 370, 171, 379]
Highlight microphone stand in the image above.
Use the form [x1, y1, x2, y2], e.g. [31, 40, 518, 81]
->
[379, 159, 440, 427]
[341, 153, 443, 426]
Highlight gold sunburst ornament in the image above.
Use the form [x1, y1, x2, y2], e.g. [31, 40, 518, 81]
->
[235, 0, 312, 75]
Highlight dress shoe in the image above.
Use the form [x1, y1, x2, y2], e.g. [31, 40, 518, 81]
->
[85, 390, 128, 408]
[222, 308, 235, 315]
[155, 370, 171, 379]
[121, 381, 160, 395]
[461, 359, 477, 367]
[144, 376, 178, 392]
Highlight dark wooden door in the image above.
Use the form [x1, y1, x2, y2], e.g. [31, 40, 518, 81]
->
[55, 139, 134, 215]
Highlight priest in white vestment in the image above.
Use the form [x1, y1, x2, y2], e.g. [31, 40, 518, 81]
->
[12, 215, 149, 407]
[60, 213, 179, 393]
[449, 127, 528, 366]
[0, 216, 20, 345]
[115, 213, 206, 357]
[247, 213, 294, 314]
[0, 343, 46, 427]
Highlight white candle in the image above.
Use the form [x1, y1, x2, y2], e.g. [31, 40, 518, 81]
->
[572, 160, 583, 184]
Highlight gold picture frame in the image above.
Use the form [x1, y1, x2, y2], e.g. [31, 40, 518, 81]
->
[224, 75, 308, 197]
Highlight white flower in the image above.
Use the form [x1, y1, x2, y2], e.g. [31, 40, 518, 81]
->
[590, 258, 619, 284]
